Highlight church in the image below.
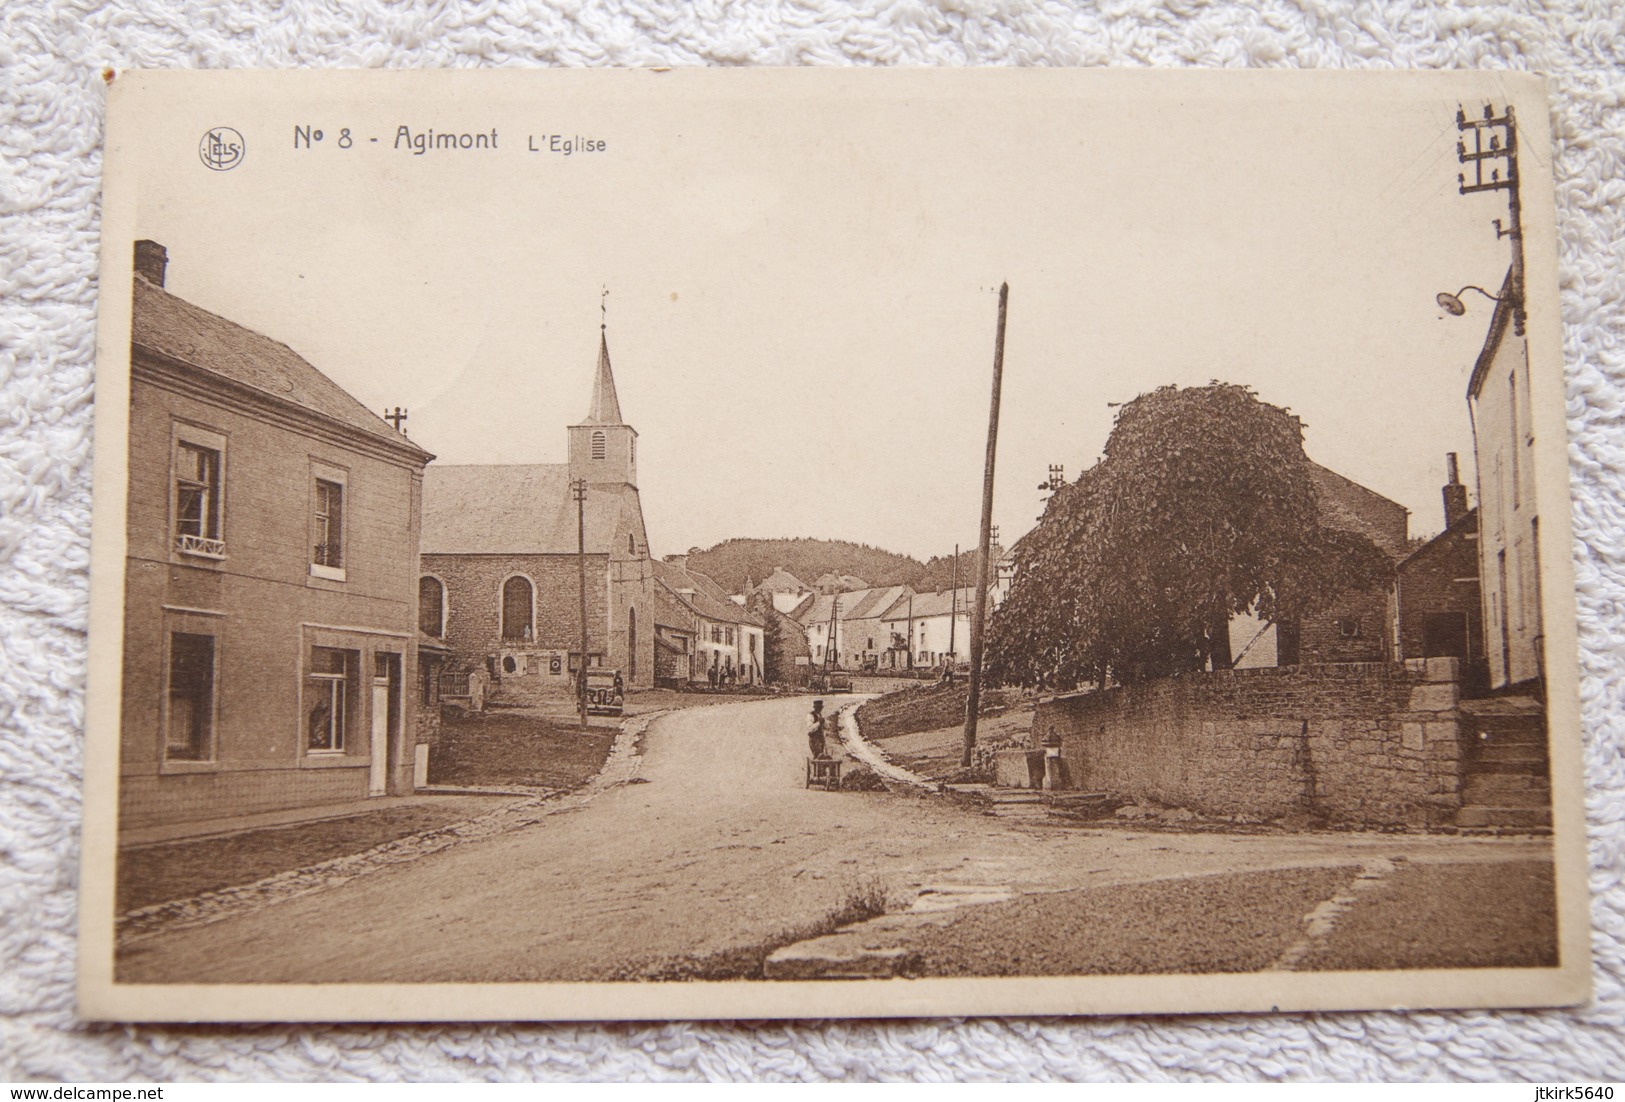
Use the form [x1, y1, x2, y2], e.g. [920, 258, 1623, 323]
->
[418, 325, 656, 691]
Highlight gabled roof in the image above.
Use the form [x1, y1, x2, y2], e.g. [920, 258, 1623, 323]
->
[132, 275, 431, 459]
[844, 585, 911, 620]
[652, 559, 763, 627]
[421, 464, 638, 555]
[756, 567, 810, 594]
[576, 329, 625, 425]
[879, 586, 980, 622]
[1307, 461, 1409, 559]
[794, 586, 910, 626]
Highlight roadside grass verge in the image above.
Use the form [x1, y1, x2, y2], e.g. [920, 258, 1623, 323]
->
[430, 708, 614, 789]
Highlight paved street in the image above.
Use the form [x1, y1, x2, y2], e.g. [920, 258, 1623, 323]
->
[117, 696, 1554, 984]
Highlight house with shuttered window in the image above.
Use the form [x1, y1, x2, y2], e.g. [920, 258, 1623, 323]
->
[119, 241, 434, 830]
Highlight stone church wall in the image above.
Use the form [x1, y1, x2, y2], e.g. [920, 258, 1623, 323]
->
[424, 552, 611, 674]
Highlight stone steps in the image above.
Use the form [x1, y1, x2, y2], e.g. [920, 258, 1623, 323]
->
[1455, 695, 1550, 831]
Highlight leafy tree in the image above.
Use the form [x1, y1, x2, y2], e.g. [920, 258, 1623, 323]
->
[987, 383, 1395, 687]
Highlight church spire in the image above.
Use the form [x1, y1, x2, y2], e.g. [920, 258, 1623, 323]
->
[584, 287, 625, 425]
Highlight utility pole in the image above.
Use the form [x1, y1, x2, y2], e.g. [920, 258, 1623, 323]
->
[825, 596, 841, 669]
[1038, 464, 1064, 518]
[963, 283, 1009, 768]
[948, 543, 959, 662]
[905, 591, 914, 671]
[572, 478, 589, 732]
[1456, 103, 1524, 334]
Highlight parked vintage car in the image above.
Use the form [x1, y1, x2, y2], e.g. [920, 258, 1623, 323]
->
[584, 668, 625, 716]
[810, 669, 853, 694]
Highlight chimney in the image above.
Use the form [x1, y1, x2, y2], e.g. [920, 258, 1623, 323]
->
[134, 240, 168, 287]
[1442, 452, 1469, 530]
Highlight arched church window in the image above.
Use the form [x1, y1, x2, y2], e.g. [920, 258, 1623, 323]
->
[501, 575, 534, 642]
[418, 576, 445, 638]
[591, 430, 606, 460]
[627, 533, 635, 554]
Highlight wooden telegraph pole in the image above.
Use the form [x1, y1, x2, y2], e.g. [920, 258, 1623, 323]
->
[572, 477, 590, 732]
[963, 283, 1008, 768]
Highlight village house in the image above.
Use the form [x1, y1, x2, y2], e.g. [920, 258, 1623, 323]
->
[1466, 264, 1543, 691]
[120, 241, 435, 830]
[877, 586, 979, 669]
[795, 585, 911, 670]
[653, 555, 765, 685]
[418, 325, 656, 694]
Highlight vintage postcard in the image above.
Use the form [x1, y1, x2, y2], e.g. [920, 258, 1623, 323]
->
[80, 68, 1590, 1021]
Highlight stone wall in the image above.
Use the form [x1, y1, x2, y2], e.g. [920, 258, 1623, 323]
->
[1034, 660, 1467, 828]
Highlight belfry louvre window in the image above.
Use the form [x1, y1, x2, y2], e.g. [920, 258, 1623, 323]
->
[165, 632, 215, 761]
[174, 440, 224, 557]
[313, 479, 344, 568]
[307, 646, 354, 752]
[591, 430, 606, 459]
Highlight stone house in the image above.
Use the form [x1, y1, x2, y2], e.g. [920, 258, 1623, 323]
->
[120, 241, 434, 830]
[1396, 454, 1484, 678]
[1228, 461, 1410, 669]
[419, 328, 656, 693]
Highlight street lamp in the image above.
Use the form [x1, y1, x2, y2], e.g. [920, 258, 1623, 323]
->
[1435, 285, 1505, 316]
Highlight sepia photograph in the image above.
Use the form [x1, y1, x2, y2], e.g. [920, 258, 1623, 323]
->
[78, 68, 1589, 1021]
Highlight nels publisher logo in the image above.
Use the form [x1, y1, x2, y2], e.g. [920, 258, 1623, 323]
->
[199, 126, 245, 171]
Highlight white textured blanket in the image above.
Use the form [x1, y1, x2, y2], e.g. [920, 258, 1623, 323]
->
[2, 0, 1622, 1082]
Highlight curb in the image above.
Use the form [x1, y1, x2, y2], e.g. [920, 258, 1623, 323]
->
[834, 704, 940, 794]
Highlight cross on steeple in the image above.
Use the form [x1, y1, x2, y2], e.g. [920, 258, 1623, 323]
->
[601, 285, 608, 330]
[384, 406, 408, 432]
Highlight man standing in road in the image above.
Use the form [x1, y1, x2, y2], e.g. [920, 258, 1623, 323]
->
[808, 699, 827, 759]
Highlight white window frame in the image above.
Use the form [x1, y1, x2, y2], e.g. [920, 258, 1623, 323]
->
[170, 423, 227, 561]
[309, 461, 349, 581]
[306, 645, 355, 754]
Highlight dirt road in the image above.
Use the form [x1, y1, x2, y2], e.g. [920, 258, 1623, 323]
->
[117, 696, 1551, 983]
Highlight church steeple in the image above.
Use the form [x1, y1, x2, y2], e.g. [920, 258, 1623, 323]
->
[569, 298, 638, 489]
[582, 328, 625, 425]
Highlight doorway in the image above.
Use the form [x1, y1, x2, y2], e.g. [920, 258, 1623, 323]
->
[370, 652, 401, 796]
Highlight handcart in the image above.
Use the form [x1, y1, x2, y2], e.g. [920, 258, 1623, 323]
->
[805, 757, 843, 790]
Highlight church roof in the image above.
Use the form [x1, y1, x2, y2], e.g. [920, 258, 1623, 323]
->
[576, 329, 625, 425]
[132, 274, 431, 459]
[420, 463, 638, 555]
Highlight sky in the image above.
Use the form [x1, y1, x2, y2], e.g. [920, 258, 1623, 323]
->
[115, 70, 1553, 560]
